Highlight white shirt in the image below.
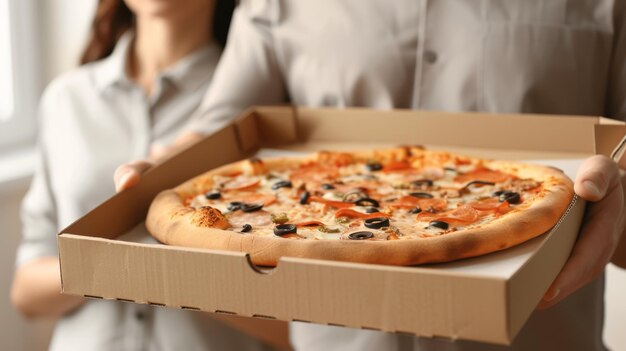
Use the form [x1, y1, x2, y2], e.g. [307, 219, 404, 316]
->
[16, 33, 272, 351]
[185, 1, 626, 350]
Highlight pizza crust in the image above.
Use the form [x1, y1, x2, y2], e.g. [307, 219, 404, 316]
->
[146, 151, 574, 266]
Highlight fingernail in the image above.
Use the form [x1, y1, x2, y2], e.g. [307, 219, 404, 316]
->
[118, 172, 133, 191]
[582, 180, 602, 199]
[543, 288, 560, 302]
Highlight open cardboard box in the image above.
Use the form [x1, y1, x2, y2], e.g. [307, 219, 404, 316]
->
[58, 107, 626, 345]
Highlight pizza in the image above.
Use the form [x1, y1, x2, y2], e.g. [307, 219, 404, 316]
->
[146, 147, 574, 266]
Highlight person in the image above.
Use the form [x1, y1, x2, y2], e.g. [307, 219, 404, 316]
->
[10, 0, 286, 350]
[113, 1, 626, 350]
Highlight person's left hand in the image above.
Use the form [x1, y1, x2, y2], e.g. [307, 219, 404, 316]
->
[537, 155, 625, 309]
[114, 132, 204, 192]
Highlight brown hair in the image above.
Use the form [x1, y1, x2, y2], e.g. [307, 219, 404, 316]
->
[80, 0, 235, 65]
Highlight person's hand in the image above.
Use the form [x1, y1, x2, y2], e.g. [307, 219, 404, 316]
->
[537, 155, 625, 309]
[114, 132, 205, 192]
[114, 159, 155, 192]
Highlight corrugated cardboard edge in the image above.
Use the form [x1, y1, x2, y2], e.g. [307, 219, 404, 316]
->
[506, 197, 585, 339]
[293, 107, 601, 154]
[506, 122, 626, 340]
[58, 234, 511, 343]
[231, 106, 300, 152]
[609, 132, 626, 162]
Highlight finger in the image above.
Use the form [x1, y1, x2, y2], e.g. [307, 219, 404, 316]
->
[536, 220, 609, 310]
[149, 143, 171, 161]
[574, 155, 620, 201]
[537, 178, 624, 310]
[113, 160, 153, 192]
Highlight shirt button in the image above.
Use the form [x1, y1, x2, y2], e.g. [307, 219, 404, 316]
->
[135, 310, 145, 321]
[424, 50, 438, 64]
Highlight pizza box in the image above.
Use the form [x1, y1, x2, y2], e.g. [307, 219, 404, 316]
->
[57, 107, 626, 345]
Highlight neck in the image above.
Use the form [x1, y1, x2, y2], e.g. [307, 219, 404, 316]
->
[128, 11, 213, 95]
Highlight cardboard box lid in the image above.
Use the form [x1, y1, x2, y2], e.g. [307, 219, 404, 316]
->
[58, 107, 626, 345]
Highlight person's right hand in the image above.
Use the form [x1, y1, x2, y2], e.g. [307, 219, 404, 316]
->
[114, 132, 204, 192]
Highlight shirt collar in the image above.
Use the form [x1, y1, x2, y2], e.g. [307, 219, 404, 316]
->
[93, 31, 222, 93]
[160, 42, 221, 93]
[93, 31, 134, 92]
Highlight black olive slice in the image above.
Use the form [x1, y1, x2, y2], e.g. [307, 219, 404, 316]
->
[365, 207, 380, 213]
[499, 192, 521, 204]
[299, 191, 310, 205]
[365, 162, 383, 172]
[355, 197, 380, 207]
[464, 180, 496, 188]
[241, 224, 252, 233]
[348, 231, 374, 240]
[409, 192, 434, 199]
[408, 207, 422, 214]
[227, 201, 243, 211]
[321, 183, 335, 190]
[241, 203, 264, 212]
[274, 224, 297, 236]
[444, 167, 457, 172]
[364, 217, 390, 229]
[428, 220, 449, 230]
[271, 180, 293, 190]
[411, 179, 434, 187]
[343, 190, 367, 203]
[492, 190, 510, 197]
[205, 191, 221, 200]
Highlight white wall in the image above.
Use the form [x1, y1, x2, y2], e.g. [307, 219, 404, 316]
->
[0, 1, 97, 350]
[605, 265, 626, 350]
[40, 0, 97, 82]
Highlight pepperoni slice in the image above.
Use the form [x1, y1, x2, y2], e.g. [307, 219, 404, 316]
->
[382, 161, 413, 173]
[417, 198, 448, 212]
[418, 205, 479, 226]
[222, 176, 261, 192]
[334, 208, 390, 219]
[290, 165, 339, 184]
[455, 158, 472, 166]
[468, 197, 512, 215]
[468, 198, 507, 211]
[444, 205, 479, 223]
[454, 167, 513, 184]
[389, 195, 420, 208]
[294, 220, 326, 227]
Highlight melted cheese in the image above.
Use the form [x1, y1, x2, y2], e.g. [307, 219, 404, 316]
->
[188, 161, 538, 240]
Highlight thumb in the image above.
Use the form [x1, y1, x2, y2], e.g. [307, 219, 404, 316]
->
[574, 155, 619, 202]
[113, 160, 153, 192]
[149, 143, 171, 161]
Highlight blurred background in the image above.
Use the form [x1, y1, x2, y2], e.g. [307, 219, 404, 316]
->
[0, 1, 625, 350]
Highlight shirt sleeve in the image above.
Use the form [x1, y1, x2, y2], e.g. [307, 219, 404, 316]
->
[15, 87, 60, 267]
[184, 0, 286, 135]
[607, 0, 626, 121]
